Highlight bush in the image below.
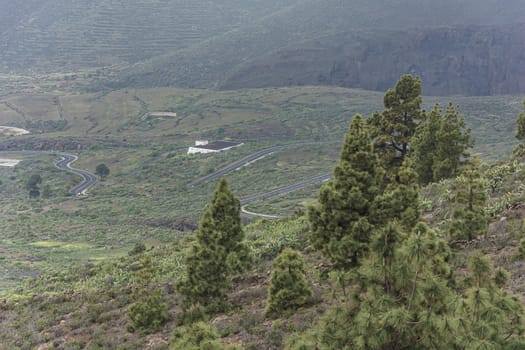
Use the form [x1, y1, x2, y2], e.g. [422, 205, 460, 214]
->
[127, 256, 168, 334]
[170, 322, 241, 350]
[128, 242, 146, 256]
[518, 239, 525, 258]
[266, 248, 311, 318]
[127, 290, 168, 334]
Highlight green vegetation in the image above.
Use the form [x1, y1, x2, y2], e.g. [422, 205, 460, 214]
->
[127, 257, 168, 334]
[449, 161, 489, 240]
[265, 248, 311, 318]
[95, 163, 110, 179]
[309, 115, 382, 271]
[178, 179, 249, 315]
[369, 75, 423, 172]
[0, 79, 525, 348]
[515, 99, 525, 157]
[170, 322, 240, 350]
[515, 99, 525, 141]
[287, 86, 525, 349]
[25, 173, 42, 198]
[413, 103, 472, 184]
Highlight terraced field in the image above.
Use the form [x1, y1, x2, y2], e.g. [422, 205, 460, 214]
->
[0, 0, 285, 71]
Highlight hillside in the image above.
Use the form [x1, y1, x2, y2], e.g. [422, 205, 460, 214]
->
[0, 0, 286, 71]
[219, 25, 525, 96]
[105, 0, 525, 95]
[0, 87, 521, 157]
[0, 83, 524, 348]
[0, 85, 521, 294]
[1, 0, 524, 95]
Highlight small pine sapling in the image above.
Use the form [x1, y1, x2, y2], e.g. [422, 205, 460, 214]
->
[266, 248, 311, 318]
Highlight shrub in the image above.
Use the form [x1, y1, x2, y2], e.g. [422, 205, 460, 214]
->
[266, 248, 311, 318]
[127, 257, 168, 334]
[170, 322, 241, 350]
[127, 290, 167, 334]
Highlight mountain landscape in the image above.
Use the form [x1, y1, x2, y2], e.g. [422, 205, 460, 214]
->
[1, 0, 524, 95]
[0, 1, 525, 349]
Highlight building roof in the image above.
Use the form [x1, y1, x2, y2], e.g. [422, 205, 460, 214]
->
[192, 141, 241, 151]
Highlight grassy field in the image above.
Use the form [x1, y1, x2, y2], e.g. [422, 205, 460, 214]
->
[0, 85, 523, 291]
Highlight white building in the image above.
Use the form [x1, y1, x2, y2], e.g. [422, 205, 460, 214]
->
[187, 140, 243, 154]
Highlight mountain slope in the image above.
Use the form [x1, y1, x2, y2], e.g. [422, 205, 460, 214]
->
[1, 0, 524, 95]
[106, 0, 525, 95]
[220, 25, 525, 96]
[0, 0, 288, 71]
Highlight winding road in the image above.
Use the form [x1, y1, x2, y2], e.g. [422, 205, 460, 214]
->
[189, 145, 287, 186]
[239, 173, 332, 218]
[187, 143, 334, 218]
[54, 153, 98, 195]
[240, 173, 332, 206]
[0, 151, 98, 196]
[2, 143, 329, 215]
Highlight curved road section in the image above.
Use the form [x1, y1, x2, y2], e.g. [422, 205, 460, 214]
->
[188, 142, 331, 187]
[240, 172, 332, 218]
[0, 151, 98, 196]
[54, 153, 98, 195]
[189, 145, 286, 186]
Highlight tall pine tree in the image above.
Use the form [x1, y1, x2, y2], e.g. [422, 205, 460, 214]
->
[177, 209, 231, 313]
[411, 105, 442, 185]
[177, 178, 248, 314]
[449, 160, 488, 240]
[432, 103, 472, 182]
[206, 178, 250, 273]
[515, 98, 525, 141]
[514, 98, 525, 157]
[368, 75, 423, 173]
[308, 115, 383, 271]
[412, 103, 472, 185]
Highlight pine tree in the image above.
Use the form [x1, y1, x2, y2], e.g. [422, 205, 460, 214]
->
[411, 105, 442, 185]
[455, 254, 525, 348]
[308, 115, 383, 271]
[266, 248, 312, 318]
[432, 103, 472, 182]
[312, 223, 456, 349]
[177, 178, 248, 314]
[514, 99, 525, 157]
[368, 74, 424, 173]
[371, 157, 420, 231]
[127, 256, 168, 334]
[449, 160, 488, 240]
[515, 99, 525, 141]
[206, 178, 250, 273]
[290, 237, 524, 349]
[177, 209, 231, 314]
[412, 103, 472, 185]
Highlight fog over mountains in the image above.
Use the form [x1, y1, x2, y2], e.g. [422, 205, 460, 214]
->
[1, 0, 524, 95]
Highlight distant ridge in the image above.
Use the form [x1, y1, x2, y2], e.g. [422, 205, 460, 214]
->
[1, 0, 524, 96]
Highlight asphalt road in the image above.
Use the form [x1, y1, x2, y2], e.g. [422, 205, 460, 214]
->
[240, 172, 332, 206]
[2, 143, 330, 214]
[54, 153, 98, 195]
[189, 145, 287, 186]
[186, 143, 335, 217]
[0, 151, 98, 196]
[188, 142, 333, 186]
